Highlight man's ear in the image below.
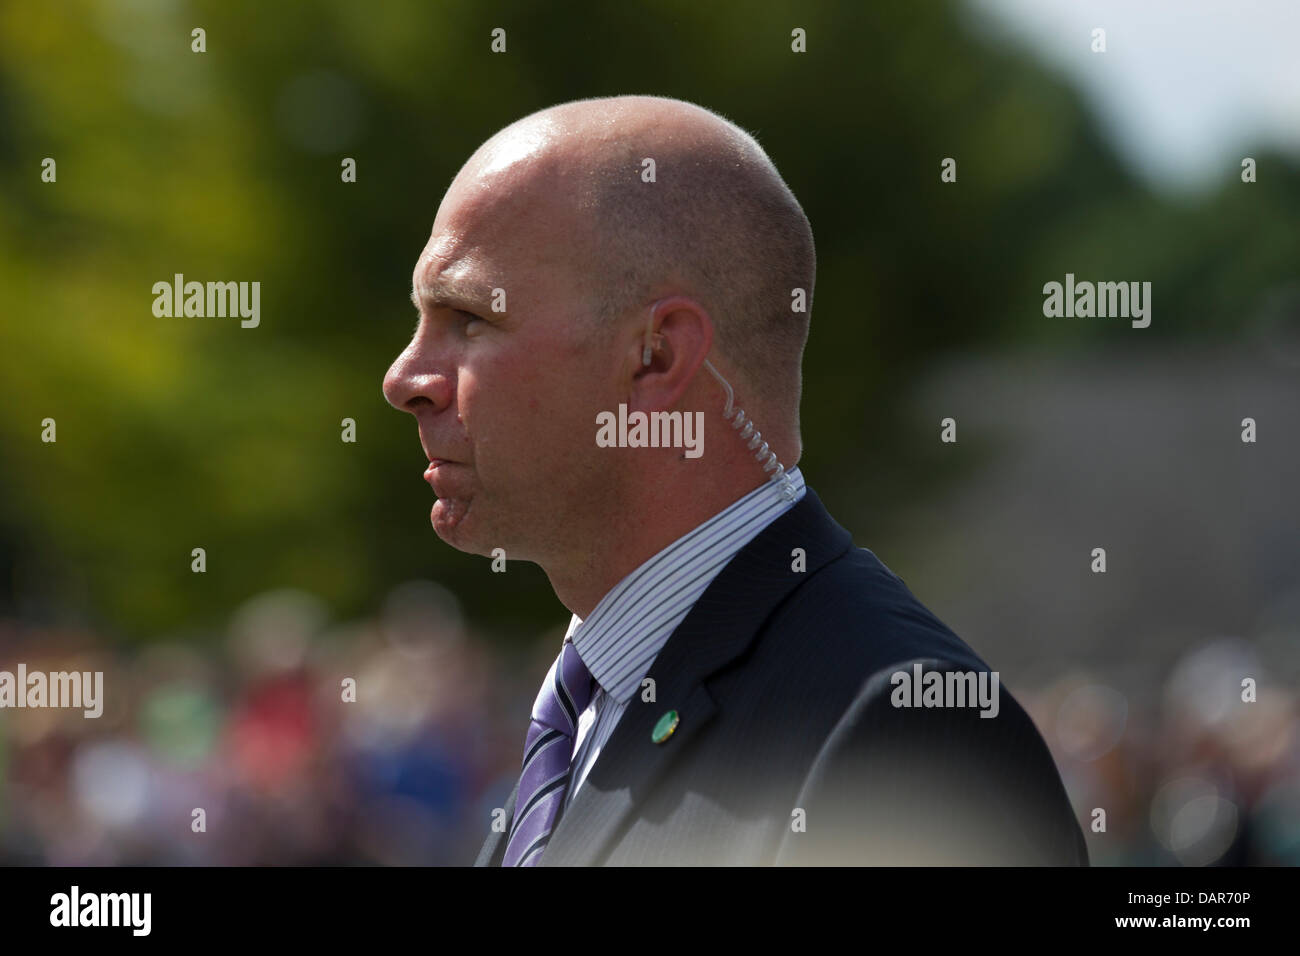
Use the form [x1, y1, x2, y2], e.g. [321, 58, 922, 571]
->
[629, 296, 714, 412]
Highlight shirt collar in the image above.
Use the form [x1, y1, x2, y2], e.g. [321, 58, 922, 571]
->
[566, 467, 806, 704]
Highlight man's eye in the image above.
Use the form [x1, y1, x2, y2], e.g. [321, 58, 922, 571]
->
[459, 310, 486, 334]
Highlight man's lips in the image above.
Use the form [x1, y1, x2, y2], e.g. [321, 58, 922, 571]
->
[423, 458, 459, 480]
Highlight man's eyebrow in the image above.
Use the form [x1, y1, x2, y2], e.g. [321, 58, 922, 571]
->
[409, 280, 490, 312]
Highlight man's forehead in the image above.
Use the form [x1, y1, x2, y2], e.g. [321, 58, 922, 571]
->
[413, 176, 591, 306]
[411, 225, 579, 311]
[418, 232, 464, 272]
[411, 193, 512, 298]
[471, 115, 560, 180]
[421, 165, 549, 268]
[411, 234, 491, 302]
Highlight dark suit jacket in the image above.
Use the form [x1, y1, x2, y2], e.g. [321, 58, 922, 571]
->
[475, 488, 1089, 866]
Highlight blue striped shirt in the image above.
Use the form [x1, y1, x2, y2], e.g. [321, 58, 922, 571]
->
[562, 466, 806, 810]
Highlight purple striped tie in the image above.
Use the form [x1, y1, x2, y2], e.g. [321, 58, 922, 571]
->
[502, 638, 596, 867]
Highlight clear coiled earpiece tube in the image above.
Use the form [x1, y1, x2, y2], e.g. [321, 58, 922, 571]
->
[702, 359, 796, 502]
[643, 301, 796, 502]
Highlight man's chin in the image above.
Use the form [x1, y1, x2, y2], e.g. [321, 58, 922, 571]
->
[430, 498, 488, 555]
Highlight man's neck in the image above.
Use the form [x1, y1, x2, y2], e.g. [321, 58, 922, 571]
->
[545, 469, 778, 618]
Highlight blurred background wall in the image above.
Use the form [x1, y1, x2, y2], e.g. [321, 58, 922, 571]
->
[0, 0, 1296, 865]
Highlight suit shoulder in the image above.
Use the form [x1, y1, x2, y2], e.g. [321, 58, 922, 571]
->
[764, 544, 989, 685]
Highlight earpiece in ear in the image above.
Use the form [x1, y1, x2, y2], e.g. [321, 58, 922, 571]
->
[643, 303, 664, 367]
[641, 332, 663, 367]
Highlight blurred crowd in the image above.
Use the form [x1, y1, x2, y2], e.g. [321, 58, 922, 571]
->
[0, 584, 553, 865]
[0, 584, 1296, 866]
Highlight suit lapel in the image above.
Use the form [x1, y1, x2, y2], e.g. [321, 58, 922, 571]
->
[538, 487, 852, 866]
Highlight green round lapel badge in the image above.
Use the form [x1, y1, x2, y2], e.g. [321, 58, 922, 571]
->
[652, 709, 680, 744]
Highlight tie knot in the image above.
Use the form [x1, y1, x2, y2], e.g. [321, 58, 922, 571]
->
[531, 639, 596, 738]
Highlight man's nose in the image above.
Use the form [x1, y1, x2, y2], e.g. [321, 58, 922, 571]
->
[383, 343, 454, 415]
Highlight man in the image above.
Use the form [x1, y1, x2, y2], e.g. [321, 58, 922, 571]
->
[382, 95, 1088, 866]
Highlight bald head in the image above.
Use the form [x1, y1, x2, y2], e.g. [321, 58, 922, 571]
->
[460, 95, 815, 433]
